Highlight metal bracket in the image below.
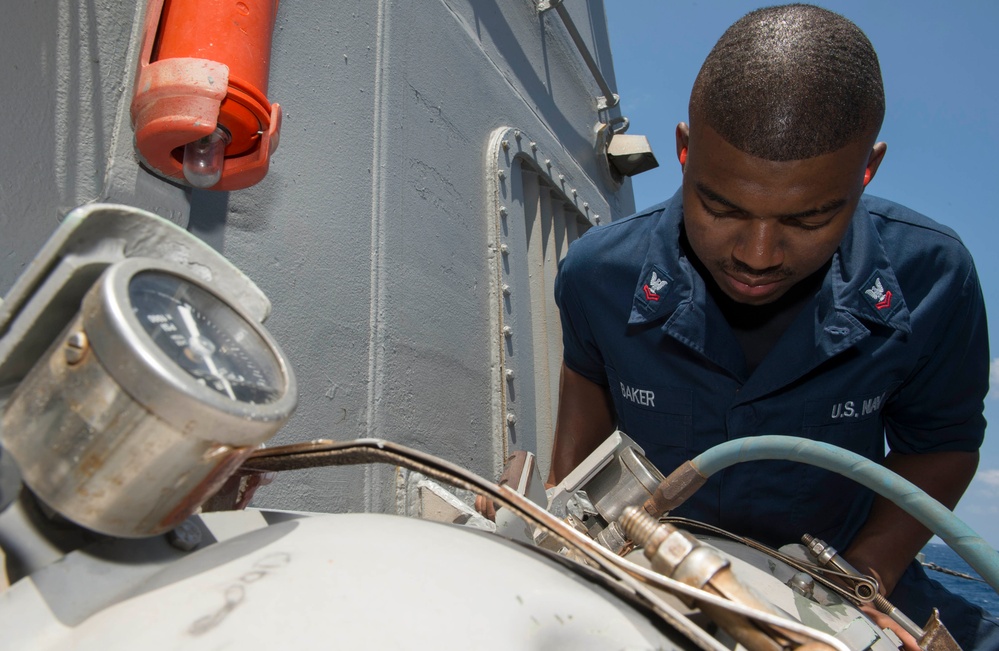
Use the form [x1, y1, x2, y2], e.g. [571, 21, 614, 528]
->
[0, 203, 272, 401]
[597, 94, 621, 111]
[538, 0, 622, 112]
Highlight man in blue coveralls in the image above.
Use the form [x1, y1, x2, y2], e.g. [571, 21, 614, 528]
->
[549, 4, 997, 649]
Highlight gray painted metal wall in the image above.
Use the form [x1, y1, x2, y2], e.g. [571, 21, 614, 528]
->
[0, 0, 636, 514]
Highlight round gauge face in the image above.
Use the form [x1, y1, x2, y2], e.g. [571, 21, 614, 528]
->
[128, 271, 285, 404]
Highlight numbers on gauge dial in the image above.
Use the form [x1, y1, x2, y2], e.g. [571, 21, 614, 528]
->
[128, 272, 283, 404]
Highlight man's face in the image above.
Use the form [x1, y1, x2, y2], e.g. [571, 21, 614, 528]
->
[679, 122, 884, 305]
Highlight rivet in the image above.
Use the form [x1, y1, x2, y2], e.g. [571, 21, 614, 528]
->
[545, 159, 552, 167]
[595, 216, 601, 224]
[530, 141, 537, 151]
[501, 140, 509, 150]
[505, 369, 515, 380]
[499, 206, 507, 216]
[583, 202, 589, 210]
[571, 188, 577, 197]
[506, 413, 517, 425]
[502, 325, 513, 337]
[514, 130, 522, 139]
[64, 331, 89, 365]
[501, 284, 511, 295]
[558, 174, 565, 182]
[497, 170, 505, 180]
[500, 243, 509, 255]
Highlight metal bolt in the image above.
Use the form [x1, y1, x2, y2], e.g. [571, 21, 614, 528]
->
[583, 202, 589, 210]
[789, 572, 816, 599]
[502, 325, 513, 337]
[499, 206, 507, 216]
[505, 368, 515, 380]
[501, 284, 511, 295]
[514, 130, 521, 139]
[64, 332, 89, 365]
[499, 243, 509, 255]
[571, 188, 577, 197]
[530, 141, 537, 151]
[506, 413, 517, 425]
[167, 518, 202, 552]
[497, 170, 505, 180]
[545, 159, 552, 167]
[595, 216, 601, 224]
[558, 174, 565, 182]
[620, 506, 663, 550]
[501, 140, 509, 150]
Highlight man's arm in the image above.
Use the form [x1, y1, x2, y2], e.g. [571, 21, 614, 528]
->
[547, 363, 617, 486]
[843, 259, 987, 597]
[843, 449, 979, 596]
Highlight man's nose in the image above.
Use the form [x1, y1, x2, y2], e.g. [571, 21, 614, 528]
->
[733, 219, 784, 274]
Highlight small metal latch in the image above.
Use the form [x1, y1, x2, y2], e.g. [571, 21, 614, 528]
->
[803, 534, 879, 602]
[803, 534, 926, 641]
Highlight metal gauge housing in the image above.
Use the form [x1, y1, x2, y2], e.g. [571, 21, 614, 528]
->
[1, 258, 296, 537]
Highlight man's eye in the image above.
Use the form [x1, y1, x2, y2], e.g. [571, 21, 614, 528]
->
[705, 205, 738, 218]
[787, 218, 830, 231]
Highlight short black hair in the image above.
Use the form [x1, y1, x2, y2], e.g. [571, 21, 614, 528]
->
[690, 4, 884, 161]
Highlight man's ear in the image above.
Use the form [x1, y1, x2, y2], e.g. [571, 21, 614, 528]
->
[864, 142, 888, 185]
[676, 123, 690, 167]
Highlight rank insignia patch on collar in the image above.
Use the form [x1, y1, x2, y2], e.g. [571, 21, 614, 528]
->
[861, 272, 895, 317]
[641, 267, 671, 303]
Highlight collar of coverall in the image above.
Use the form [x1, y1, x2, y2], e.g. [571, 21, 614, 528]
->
[627, 188, 911, 335]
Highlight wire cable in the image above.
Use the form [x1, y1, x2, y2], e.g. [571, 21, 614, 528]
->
[244, 438, 849, 651]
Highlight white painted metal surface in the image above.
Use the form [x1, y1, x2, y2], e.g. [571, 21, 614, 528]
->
[0, 512, 688, 650]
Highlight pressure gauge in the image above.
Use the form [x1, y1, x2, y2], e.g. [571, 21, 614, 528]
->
[1, 258, 296, 538]
[123, 268, 286, 408]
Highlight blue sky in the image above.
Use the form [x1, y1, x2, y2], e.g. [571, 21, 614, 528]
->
[604, 0, 999, 548]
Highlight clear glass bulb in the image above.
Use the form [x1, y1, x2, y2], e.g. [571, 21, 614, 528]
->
[182, 127, 230, 188]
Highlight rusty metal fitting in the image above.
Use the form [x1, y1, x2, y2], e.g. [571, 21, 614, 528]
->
[619, 506, 727, 586]
[641, 461, 707, 518]
[920, 608, 961, 651]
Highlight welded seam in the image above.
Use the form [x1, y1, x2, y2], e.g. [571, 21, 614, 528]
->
[365, 0, 392, 513]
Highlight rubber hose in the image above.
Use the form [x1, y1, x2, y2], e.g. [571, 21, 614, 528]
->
[691, 435, 999, 593]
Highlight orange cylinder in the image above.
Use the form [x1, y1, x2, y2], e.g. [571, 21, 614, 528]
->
[131, 0, 283, 190]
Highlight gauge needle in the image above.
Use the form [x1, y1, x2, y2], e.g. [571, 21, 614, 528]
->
[177, 304, 237, 400]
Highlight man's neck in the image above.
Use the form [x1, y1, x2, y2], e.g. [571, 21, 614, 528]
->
[681, 228, 829, 374]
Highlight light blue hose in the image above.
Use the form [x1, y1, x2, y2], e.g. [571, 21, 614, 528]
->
[692, 435, 999, 593]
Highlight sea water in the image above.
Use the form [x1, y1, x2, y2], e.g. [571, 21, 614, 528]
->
[921, 542, 998, 614]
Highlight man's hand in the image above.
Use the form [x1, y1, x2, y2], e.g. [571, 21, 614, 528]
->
[859, 602, 919, 651]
